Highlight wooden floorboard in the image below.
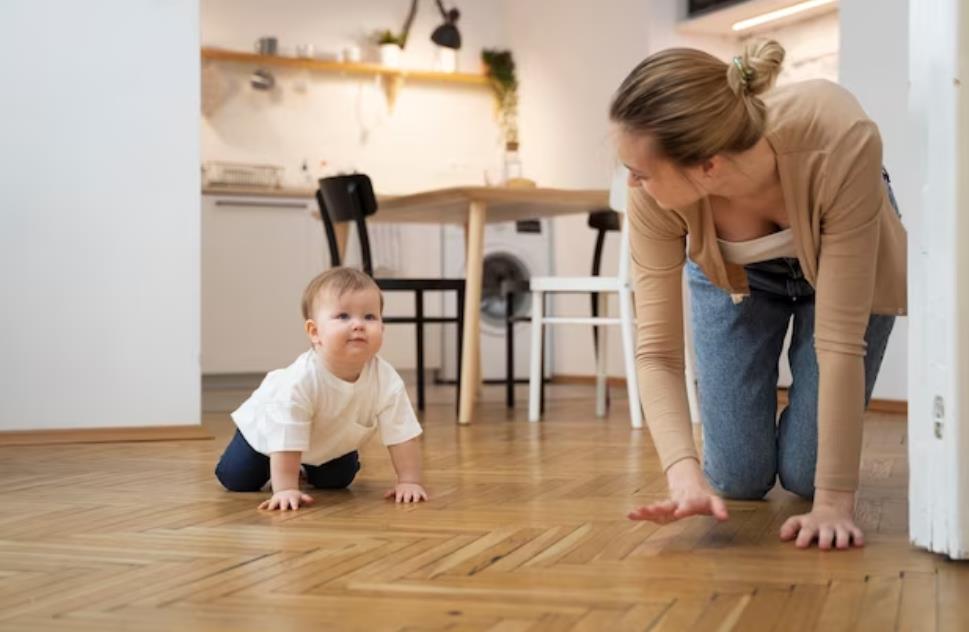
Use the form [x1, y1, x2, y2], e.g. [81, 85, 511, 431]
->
[0, 382, 964, 631]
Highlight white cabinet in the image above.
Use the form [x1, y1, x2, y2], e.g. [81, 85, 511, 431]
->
[201, 194, 328, 374]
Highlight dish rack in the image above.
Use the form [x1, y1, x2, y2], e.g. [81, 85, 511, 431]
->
[202, 161, 284, 188]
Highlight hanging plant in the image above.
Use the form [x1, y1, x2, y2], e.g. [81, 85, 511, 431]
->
[481, 49, 519, 146]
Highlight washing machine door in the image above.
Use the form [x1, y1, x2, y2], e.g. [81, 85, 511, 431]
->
[480, 250, 531, 333]
[438, 229, 551, 382]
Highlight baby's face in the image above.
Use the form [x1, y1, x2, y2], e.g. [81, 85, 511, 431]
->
[310, 288, 384, 363]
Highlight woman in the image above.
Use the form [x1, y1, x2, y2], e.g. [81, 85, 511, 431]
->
[612, 40, 906, 550]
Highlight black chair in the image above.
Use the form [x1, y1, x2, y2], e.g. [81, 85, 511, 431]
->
[316, 174, 465, 412]
[502, 209, 621, 408]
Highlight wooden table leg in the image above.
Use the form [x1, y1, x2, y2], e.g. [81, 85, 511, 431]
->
[458, 200, 486, 424]
[459, 230, 483, 405]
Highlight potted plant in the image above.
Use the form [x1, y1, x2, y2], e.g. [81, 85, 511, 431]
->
[375, 0, 418, 69]
[482, 49, 519, 148]
[376, 30, 405, 68]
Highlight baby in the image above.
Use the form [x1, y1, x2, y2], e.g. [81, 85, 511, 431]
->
[215, 267, 428, 510]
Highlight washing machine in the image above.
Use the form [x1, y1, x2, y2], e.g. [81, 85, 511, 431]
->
[438, 219, 554, 382]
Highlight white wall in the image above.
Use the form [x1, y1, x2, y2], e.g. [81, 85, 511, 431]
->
[750, 11, 839, 84]
[0, 1, 201, 430]
[839, 0, 910, 401]
[200, 0, 507, 370]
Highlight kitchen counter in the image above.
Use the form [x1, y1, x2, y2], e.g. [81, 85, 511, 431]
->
[203, 185, 609, 225]
[202, 185, 315, 198]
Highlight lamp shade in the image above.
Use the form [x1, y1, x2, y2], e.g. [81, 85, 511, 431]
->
[431, 23, 461, 49]
[431, 3, 461, 49]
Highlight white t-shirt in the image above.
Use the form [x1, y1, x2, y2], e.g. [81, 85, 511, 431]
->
[231, 350, 422, 466]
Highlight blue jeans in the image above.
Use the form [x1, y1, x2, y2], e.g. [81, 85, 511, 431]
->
[687, 258, 894, 501]
[215, 430, 360, 492]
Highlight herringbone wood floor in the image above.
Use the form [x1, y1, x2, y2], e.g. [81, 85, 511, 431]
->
[1, 382, 966, 631]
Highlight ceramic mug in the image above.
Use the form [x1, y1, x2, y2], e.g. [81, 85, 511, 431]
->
[255, 37, 278, 56]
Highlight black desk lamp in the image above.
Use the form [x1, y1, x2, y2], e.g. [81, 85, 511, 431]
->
[430, 0, 461, 49]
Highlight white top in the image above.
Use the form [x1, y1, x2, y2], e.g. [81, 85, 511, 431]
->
[717, 228, 797, 265]
[231, 350, 422, 466]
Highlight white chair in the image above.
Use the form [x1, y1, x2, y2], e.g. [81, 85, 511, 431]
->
[682, 273, 701, 425]
[528, 167, 701, 428]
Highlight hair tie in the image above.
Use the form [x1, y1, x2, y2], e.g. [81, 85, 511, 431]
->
[732, 56, 753, 87]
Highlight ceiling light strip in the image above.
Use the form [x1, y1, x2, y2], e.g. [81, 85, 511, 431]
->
[731, 0, 837, 32]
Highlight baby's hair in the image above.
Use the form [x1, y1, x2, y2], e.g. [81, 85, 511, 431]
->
[301, 267, 383, 320]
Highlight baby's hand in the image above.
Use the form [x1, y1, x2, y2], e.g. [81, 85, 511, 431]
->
[259, 489, 314, 511]
[384, 482, 428, 504]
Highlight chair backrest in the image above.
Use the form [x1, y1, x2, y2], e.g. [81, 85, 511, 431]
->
[315, 188, 343, 269]
[609, 166, 633, 285]
[587, 208, 621, 277]
[587, 209, 621, 232]
[316, 174, 378, 276]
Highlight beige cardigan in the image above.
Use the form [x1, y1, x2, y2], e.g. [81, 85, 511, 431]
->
[627, 79, 907, 492]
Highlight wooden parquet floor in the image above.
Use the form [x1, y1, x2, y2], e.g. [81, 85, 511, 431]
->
[1, 383, 967, 631]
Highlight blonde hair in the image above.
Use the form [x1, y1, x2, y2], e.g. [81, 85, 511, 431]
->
[609, 40, 785, 165]
[301, 267, 383, 320]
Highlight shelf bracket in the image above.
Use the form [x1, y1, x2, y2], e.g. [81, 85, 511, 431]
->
[381, 73, 405, 112]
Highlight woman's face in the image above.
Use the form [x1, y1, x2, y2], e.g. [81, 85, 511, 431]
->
[616, 130, 706, 209]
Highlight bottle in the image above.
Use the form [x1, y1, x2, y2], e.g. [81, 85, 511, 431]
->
[502, 141, 522, 184]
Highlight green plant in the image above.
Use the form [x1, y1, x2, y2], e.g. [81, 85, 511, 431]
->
[481, 49, 519, 145]
[376, 29, 404, 46]
[375, 0, 419, 48]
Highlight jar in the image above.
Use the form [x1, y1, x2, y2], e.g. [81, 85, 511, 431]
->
[502, 141, 522, 183]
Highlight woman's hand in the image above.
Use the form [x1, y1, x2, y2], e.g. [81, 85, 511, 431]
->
[384, 482, 429, 504]
[780, 489, 864, 550]
[628, 458, 729, 523]
[258, 489, 314, 511]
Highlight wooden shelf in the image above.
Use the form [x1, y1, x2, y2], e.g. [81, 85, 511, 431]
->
[201, 47, 490, 87]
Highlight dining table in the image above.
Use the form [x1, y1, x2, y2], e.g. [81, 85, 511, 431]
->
[332, 185, 610, 424]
